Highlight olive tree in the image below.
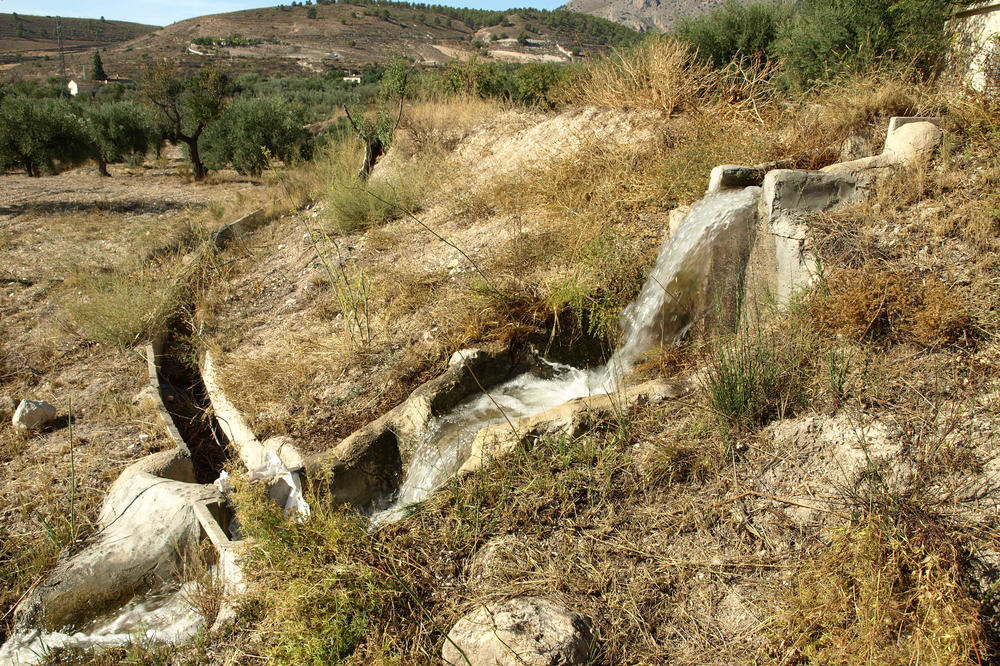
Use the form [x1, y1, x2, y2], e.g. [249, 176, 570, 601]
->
[203, 96, 313, 175]
[142, 61, 228, 180]
[0, 96, 91, 176]
[84, 101, 159, 176]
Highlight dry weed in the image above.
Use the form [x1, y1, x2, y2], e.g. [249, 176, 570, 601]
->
[400, 96, 504, 152]
[771, 514, 985, 665]
[809, 268, 970, 347]
[565, 36, 774, 120]
[778, 69, 941, 169]
[180, 540, 224, 626]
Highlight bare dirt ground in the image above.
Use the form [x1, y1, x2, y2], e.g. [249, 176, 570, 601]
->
[0, 152, 268, 639]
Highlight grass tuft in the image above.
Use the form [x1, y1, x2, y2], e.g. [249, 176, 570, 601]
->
[60, 259, 187, 350]
[702, 317, 808, 435]
[772, 513, 985, 665]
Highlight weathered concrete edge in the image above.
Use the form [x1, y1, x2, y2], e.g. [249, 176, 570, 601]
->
[211, 208, 267, 251]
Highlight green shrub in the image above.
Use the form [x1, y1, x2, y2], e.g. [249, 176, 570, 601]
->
[84, 101, 159, 175]
[321, 139, 425, 232]
[773, 0, 952, 88]
[703, 318, 807, 434]
[232, 480, 394, 664]
[547, 231, 649, 345]
[675, 0, 788, 67]
[203, 96, 313, 175]
[0, 96, 91, 176]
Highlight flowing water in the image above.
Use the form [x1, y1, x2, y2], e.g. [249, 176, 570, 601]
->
[0, 186, 761, 660]
[373, 186, 761, 524]
[0, 578, 210, 665]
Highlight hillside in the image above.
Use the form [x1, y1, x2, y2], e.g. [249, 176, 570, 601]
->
[0, 13, 157, 68]
[560, 0, 776, 32]
[2, 3, 638, 81]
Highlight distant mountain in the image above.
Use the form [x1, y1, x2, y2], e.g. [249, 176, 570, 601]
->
[1, 4, 639, 82]
[0, 13, 158, 62]
[560, 0, 773, 32]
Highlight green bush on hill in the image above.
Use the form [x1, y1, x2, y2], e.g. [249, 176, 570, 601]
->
[675, 0, 789, 67]
[773, 0, 954, 87]
[673, 0, 956, 87]
[203, 96, 313, 175]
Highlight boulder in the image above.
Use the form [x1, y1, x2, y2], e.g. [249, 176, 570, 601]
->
[882, 121, 943, 162]
[12, 399, 57, 431]
[442, 597, 594, 666]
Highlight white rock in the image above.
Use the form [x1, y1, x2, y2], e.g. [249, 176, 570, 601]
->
[448, 348, 484, 368]
[442, 597, 594, 666]
[12, 400, 57, 431]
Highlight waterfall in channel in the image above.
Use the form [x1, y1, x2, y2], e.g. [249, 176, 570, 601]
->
[372, 186, 761, 525]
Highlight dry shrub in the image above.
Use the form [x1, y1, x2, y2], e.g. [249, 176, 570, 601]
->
[60, 259, 188, 350]
[772, 515, 985, 665]
[566, 36, 774, 120]
[778, 69, 939, 169]
[809, 268, 970, 347]
[400, 95, 503, 152]
[180, 540, 224, 626]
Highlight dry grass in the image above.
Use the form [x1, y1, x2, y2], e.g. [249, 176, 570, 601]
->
[564, 36, 774, 120]
[59, 257, 189, 350]
[776, 69, 942, 169]
[771, 513, 985, 665]
[399, 95, 505, 153]
[180, 540, 225, 627]
[808, 268, 971, 347]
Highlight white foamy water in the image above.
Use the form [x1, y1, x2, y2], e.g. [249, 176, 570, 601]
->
[0, 580, 208, 665]
[373, 187, 761, 524]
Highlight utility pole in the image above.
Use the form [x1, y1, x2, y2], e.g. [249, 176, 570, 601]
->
[57, 18, 69, 97]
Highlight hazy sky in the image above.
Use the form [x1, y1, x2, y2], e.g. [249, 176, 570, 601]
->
[0, 0, 563, 26]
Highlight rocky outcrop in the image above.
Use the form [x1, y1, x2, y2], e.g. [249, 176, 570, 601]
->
[442, 597, 595, 666]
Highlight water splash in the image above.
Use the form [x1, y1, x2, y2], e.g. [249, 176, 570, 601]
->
[373, 186, 761, 524]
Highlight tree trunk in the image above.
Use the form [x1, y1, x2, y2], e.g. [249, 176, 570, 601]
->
[358, 138, 384, 180]
[180, 134, 207, 181]
[97, 158, 110, 177]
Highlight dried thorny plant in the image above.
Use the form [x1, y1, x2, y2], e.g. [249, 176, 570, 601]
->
[180, 539, 224, 627]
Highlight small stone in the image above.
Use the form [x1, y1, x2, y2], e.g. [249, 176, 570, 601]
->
[442, 597, 594, 666]
[12, 400, 57, 431]
[448, 348, 484, 368]
[133, 386, 159, 410]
